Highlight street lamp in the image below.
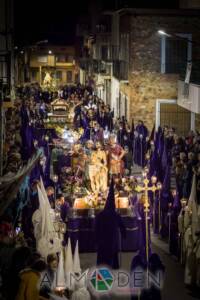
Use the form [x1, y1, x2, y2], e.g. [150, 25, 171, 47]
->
[36, 39, 48, 45]
[158, 30, 171, 37]
[48, 50, 52, 55]
[157, 29, 193, 44]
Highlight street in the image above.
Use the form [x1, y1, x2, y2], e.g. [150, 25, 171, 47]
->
[80, 237, 200, 300]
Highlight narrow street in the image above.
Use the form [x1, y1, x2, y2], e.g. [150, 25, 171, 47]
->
[80, 239, 200, 300]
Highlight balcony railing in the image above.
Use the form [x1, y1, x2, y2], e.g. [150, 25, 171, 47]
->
[91, 60, 111, 76]
[179, 60, 200, 85]
[92, 45, 121, 62]
[178, 80, 200, 114]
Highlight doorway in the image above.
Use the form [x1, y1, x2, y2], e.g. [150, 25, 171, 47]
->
[156, 99, 191, 135]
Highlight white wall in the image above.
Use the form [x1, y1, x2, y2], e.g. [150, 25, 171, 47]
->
[178, 80, 200, 114]
[79, 69, 85, 85]
[111, 77, 120, 118]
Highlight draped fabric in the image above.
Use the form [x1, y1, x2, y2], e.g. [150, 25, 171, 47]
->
[0, 149, 43, 216]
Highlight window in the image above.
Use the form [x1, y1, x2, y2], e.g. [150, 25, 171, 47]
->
[68, 55, 74, 63]
[56, 55, 74, 63]
[67, 70, 72, 83]
[38, 56, 48, 63]
[101, 46, 109, 60]
[120, 33, 129, 62]
[31, 69, 37, 80]
[56, 55, 67, 63]
[161, 34, 192, 74]
[56, 71, 62, 80]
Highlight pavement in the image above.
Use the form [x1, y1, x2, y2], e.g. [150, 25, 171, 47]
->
[78, 164, 200, 300]
[80, 235, 200, 300]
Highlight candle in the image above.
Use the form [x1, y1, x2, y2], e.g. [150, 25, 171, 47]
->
[151, 176, 157, 184]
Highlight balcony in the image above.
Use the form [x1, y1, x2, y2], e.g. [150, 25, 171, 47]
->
[91, 60, 111, 76]
[177, 80, 200, 113]
[179, 60, 200, 86]
[92, 44, 120, 62]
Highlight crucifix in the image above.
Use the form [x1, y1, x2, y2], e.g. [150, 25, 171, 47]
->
[135, 176, 161, 263]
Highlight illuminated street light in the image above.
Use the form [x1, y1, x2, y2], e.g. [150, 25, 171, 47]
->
[158, 30, 195, 45]
[157, 30, 171, 37]
[48, 50, 52, 54]
[36, 39, 48, 45]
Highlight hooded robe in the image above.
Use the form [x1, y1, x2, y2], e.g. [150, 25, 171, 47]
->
[95, 179, 126, 269]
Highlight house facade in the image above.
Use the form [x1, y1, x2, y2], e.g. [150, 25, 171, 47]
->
[79, 7, 200, 134]
[16, 45, 79, 87]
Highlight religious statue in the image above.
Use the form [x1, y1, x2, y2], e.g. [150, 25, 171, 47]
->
[95, 141, 108, 193]
[83, 140, 108, 196]
[43, 71, 52, 87]
[84, 140, 99, 194]
[71, 143, 85, 175]
[107, 134, 125, 176]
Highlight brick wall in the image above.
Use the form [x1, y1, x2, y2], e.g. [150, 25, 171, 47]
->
[126, 14, 200, 130]
[195, 113, 200, 132]
[129, 72, 178, 129]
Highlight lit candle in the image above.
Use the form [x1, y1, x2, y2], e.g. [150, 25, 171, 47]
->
[157, 182, 162, 190]
[151, 176, 157, 184]
[53, 174, 58, 183]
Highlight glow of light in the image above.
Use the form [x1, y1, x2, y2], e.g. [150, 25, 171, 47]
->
[158, 30, 171, 37]
[151, 176, 157, 184]
[53, 174, 58, 183]
[48, 50, 52, 54]
[157, 182, 162, 190]
[62, 130, 69, 140]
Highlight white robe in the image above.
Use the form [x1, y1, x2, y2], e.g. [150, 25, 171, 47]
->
[184, 175, 200, 286]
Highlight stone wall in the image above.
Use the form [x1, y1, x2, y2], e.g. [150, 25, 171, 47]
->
[130, 15, 200, 72]
[126, 14, 200, 131]
[129, 72, 178, 130]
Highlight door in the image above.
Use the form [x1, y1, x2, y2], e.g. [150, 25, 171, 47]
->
[156, 99, 191, 135]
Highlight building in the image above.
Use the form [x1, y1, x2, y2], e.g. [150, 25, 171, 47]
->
[80, 7, 200, 134]
[180, 0, 200, 8]
[0, 0, 14, 176]
[16, 45, 79, 86]
[0, 0, 14, 92]
[120, 8, 200, 134]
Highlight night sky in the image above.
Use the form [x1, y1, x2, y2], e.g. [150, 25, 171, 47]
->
[14, 0, 180, 46]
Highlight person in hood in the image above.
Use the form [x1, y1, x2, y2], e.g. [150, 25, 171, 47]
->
[95, 178, 126, 269]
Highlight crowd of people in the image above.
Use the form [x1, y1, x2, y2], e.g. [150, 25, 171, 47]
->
[0, 81, 200, 299]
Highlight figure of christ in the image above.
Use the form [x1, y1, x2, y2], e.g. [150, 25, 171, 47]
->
[107, 135, 126, 176]
[95, 141, 108, 193]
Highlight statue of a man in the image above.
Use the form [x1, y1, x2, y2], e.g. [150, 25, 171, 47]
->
[107, 134, 125, 176]
[95, 141, 108, 193]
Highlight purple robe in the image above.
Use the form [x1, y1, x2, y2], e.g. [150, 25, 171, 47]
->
[95, 179, 126, 269]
